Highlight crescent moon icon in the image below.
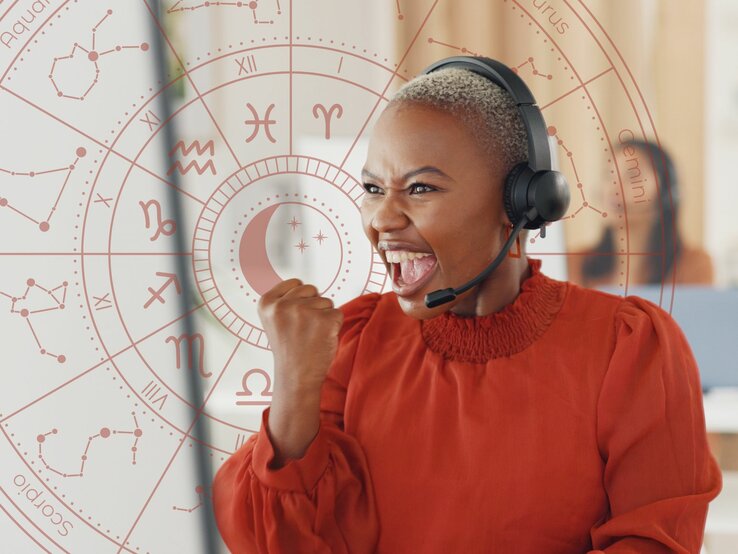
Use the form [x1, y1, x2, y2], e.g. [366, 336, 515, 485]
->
[239, 204, 283, 296]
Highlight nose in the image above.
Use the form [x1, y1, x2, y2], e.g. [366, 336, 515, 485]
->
[367, 192, 410, 233]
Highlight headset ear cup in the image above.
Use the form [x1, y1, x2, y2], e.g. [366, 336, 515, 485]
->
[503, 163, 529, 226]
[532, 170, 570, 223]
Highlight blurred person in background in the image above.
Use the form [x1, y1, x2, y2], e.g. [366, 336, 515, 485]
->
[568, 139, 714, 288]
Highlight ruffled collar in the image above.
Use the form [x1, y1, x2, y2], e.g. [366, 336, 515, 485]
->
[419, 258, 567, 363]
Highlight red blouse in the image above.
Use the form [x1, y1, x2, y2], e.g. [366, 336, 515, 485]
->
[212, 257, 722, 553]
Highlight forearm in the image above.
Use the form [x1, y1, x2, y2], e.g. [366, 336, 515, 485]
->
[266, 377, 322, 468]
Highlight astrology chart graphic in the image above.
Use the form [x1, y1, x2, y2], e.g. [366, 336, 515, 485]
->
[0, 0, 662, 552]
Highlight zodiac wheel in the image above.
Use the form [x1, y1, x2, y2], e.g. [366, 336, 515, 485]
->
[0, 1, 660, 552]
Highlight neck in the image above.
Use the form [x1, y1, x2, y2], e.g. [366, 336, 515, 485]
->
[621, 214, 654, 281]
[626, 214, 652, 254]
[449, 254, 531, 317]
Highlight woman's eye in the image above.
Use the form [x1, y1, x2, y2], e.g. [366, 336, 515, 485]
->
[409, 183, 434, 194]
[361, 183, 435, 195]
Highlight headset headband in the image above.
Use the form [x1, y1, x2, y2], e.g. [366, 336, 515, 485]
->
[421, 56, 553, 172]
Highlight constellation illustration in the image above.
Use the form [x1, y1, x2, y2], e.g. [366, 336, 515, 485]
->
[395, 0, 404, 20]
[167, 0, 281, 24]
[0, 278, 68, 363]
[0, 147, 86, 232]
[427, 36, 480, 56]
[173, 485, 208, 513]
[36, 412, 143, 478]
[512, 56, 553, 80]
[49, 10, 149, 101]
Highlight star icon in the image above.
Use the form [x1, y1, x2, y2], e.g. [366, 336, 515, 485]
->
[313, 230, 327, 245]
[295, 239, 309, 253]
[287, 216, 300, 231]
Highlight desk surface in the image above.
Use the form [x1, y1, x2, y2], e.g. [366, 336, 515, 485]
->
[705, 470, 738, 542]
[704, 388, 738, 434]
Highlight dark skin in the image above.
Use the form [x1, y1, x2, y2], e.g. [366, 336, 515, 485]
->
[360, 102, 531, 320]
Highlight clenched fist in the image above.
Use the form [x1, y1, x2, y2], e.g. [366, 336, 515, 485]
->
[257, 278, 344, 392]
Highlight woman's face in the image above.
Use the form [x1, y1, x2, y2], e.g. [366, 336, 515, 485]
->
[360, 102, 510, 319]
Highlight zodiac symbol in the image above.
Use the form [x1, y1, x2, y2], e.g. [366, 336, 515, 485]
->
[165, 333, 211, 378]
[235, 368, 273, 406]
[312, 103, 343, 139]
[138, 199, 176, 241]
[143, 272, 181, 309]
[244, 103, 276, 143]
[167, 140, 217, 176]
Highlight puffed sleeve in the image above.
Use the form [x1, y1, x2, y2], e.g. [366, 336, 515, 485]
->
[211, 292, 381, 554]
[588, 296, 723, 553]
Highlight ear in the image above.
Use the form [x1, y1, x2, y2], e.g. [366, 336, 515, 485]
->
[500, 204, 514, 228]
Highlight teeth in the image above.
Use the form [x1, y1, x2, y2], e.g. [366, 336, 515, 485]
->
[384, 250, 434, 263]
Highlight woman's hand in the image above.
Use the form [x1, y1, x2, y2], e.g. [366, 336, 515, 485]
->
[257, 279, 344, 465]
[258, 278, 345, 393]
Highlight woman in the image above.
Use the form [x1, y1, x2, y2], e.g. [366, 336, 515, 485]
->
[212, 63, 722, 553]
[567, 139, 714, 288]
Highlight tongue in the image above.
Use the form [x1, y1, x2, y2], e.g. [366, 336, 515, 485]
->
[400, 255, 437, 284]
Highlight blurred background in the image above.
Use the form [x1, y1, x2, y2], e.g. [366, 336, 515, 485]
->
[0, 0, 736, 552]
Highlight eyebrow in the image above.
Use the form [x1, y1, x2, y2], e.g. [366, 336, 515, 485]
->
[360, 166, 452, 183]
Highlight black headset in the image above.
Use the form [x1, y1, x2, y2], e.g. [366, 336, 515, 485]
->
[419, 56, 571, 308]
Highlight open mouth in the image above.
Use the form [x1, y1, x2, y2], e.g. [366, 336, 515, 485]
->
[387, 253, 439, 296]
[390, 255, 435, 285]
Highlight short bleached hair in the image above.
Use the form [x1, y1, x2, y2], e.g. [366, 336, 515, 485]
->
[388, 67, 528, 175]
